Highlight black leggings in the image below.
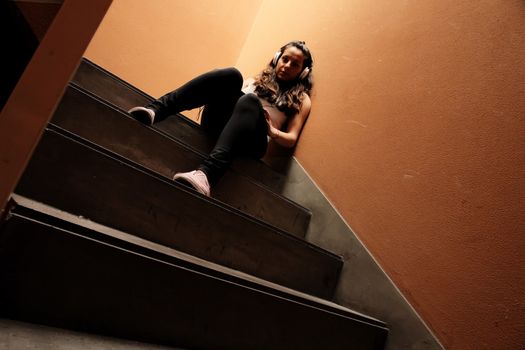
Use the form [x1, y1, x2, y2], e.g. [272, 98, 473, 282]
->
[147, 68, 268, 185]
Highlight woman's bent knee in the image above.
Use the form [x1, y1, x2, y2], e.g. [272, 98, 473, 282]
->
[238, 92, 260, 106]
[235, 93, 263, 115]
[214, 67, 243, 88]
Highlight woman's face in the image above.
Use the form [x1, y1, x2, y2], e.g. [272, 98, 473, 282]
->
[275, 46, 306, 82]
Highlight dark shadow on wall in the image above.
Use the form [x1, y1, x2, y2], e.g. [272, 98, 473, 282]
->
[0, 1, 61, 110]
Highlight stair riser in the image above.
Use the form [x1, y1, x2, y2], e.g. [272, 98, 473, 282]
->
[52, 85, 310, 238]
[0, 212, 387, 350]
[15, 128, 340, 299]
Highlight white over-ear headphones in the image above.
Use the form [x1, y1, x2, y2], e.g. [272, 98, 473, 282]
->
[272, 51, 311, 80]
[272, 51, 281, 66]
[299, 67, 311, 80]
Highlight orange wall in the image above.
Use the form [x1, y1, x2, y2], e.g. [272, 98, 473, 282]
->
[85, 0, 262, 99]
[85, 1, 525, 349]
[238, 1, 525, 349]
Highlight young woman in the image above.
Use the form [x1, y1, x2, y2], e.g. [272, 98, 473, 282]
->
[128, 41, 313, 197]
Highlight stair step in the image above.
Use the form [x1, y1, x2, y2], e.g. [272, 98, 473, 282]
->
[52, 83, 311, 238]
[15, 127, 340, 299]
[0, 197, 388, 350]
[72, 57, 286, 192]
[0, 318, 185, 350]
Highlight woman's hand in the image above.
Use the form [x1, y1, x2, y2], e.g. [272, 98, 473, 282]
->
[264, 109, 281, 139]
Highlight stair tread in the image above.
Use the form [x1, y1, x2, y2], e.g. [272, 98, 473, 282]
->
[11, 194, 384, 326]
[0, 197, 388, 350]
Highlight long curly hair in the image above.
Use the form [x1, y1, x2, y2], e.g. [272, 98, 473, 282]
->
[253, 41, 314, 117]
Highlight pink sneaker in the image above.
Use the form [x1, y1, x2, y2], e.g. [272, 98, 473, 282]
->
[173, 170, 211, 197]
[128, 106, 156, 125]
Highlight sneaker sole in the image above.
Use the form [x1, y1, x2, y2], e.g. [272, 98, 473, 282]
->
[174, 177, 210, 197]
[129, 109, 153, 125]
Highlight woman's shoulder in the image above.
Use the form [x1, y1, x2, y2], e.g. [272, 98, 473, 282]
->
[297, 93, 311, 116]
[301, 92, 311, 107]
[243, 77, 256, 88]
[242, 77, 256, 94]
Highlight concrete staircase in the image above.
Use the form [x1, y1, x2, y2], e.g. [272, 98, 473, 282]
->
[0, 58, 388, 349]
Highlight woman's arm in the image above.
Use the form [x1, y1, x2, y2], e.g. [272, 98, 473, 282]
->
[266, 94, 311, 148]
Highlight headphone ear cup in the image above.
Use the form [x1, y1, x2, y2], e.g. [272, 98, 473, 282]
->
[299, 67, 310, 80]
[272, 51, 281, 66]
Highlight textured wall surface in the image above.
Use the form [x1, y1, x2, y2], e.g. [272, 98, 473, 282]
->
[237, 1, 525, 349]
